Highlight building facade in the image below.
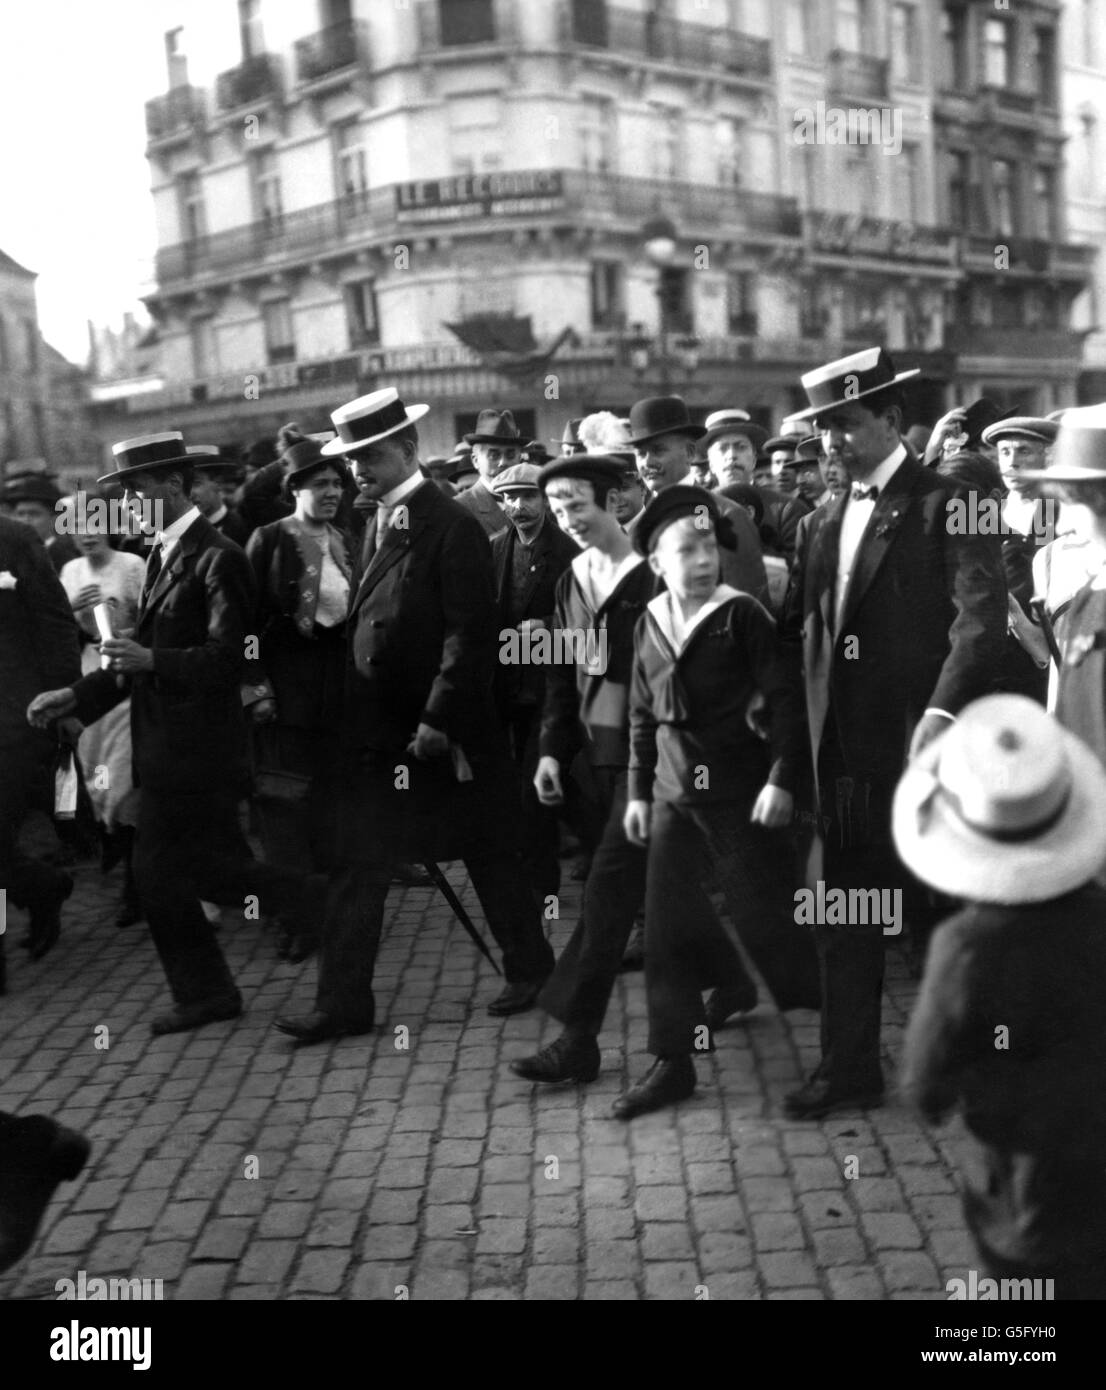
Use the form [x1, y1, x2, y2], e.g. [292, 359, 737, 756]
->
[96, 0, 1093, 459]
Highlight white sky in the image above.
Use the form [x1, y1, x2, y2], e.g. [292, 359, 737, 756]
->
[0, 1, 241, 365]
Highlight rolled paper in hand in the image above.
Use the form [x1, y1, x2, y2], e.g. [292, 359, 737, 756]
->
[93, 602, 114, 669]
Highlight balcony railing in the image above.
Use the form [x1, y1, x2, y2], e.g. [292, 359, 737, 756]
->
[215, 53, 283, 112]
[564, 1, 771, 76]
[1051, 243, 1097, 277]
[294, 17, 367, 83]
[944, 325, 1084, 359]
[827, 48, 890, 100]
[962, 234, 1051, 272]
[980, 84, 1039, 119]
[145, 85, 205, 142]
[153, 171, 802, 285]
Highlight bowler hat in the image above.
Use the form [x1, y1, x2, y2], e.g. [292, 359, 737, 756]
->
[704, 419, 768, 451]
[539, 453, 626, 495]
[893, 695, 1106, 903]
[464, 409, 526, 447]
[321, 388, 429, 457]
[632, 484, 737, 557]
[2, 473, 62, 507]
[627, 396, 706, 446]
[96, 432, 194, 487]
[791, 347, 920, 423]
[1021, 403, 1106, 484]
[980, 416, 1059, 449]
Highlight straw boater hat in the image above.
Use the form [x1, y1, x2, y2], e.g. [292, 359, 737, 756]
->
[704, 417, 768, 452]
[892, 694, 1106, 904]
[186, 444, 240, 476]
[1019, 403, 1106, 486]
[320, 388, 429, 458]
[97, 432, 194, 487]
[791, 347, 920, 423]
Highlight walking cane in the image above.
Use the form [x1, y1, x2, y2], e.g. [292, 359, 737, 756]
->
[421, 862, 502, 975]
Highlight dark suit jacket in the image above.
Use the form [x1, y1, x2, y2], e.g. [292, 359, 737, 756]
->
[454, 478, 508, 539]
[900, 888, 1106, 1266]
[71, 514, 256, 796]
[344, 479, 500, 755]
[212, 507, 251, 548]
[781, 454, 1007, 819]
[491, 515, 578, 714]
[0, 515, 81, 756]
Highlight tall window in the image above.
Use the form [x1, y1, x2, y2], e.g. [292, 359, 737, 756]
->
[1033, 27, 1057, 106]
[253, 149, 283, 225]
[335, 122, 368, 203]
[165, 27, 187, 88]
[891, 3, 918, 82]
[992, 158, 1016, 236]
[727, 271, 756, 334]
[178, 172, 207, 241]
[715, 118, 744, 188]
[438, 0, 495, 46]
[262, 299, 295, 364]
[837, 0, 871, 52]
[1078, 111, 1099, 198]
[579, 98, 615, 174]
[654, 109, 681, 181]
[786, 0, 815, 55]
[590, 262, 623, 329]
[190, 317, 217, 377]
[238, 0, 264, 59]
[1033, 168, 1056, 240]
[844, 149, 876, 215]
[451, 95, 502, 174]
[984, 18, 1012, 87]
[345, 280, 379, 346]
[940, 4, 967, 89]
[946, 149, 970, 228]
[572, 0, 609, 46]
[658, 266, 692, 336]
[895, 145, 918, 223]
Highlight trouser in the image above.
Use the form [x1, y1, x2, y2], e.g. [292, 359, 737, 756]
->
[1, 739, 69, 989]
[134, 787, 314, 1007]
[643, 796, 817, 1057]
[538, 767, 647, 1036]
[505, 706, 561, 904]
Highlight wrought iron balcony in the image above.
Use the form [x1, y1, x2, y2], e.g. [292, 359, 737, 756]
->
[827, 48, 890, 100]
[215, 53, 283, 112]
[294, 18, 367, 83]
[980, 84, 1039, 120]
[145, 86, 205, 142]
[563, 0, 770, 77]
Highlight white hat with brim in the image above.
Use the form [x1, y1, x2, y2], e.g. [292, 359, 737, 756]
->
[1021, 403, 1106, 484]
[321, 389, 429, 457]
[893, 694, 1106, 904]
[791, 347, 920, 423]
[97, 432, 194, 486]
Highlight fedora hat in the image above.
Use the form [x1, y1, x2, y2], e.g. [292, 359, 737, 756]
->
[551, 417, 584, 450]
[632, 483, 737, 557]
[96, 432, 194, 487]
[321, 388, 429, 457]
[464, 409, 526, 447]
[961, 398, 1019, 446]
[627, 396, 706, 446]
[490, 463, 544, 494]
[704, 419, 768, 451]
[980, 415, 1059, 449]
[791, 347, 920, 423]
[1021, 403, 1106, 484]
[893, 695, 1106, 904]
[796, 436, 823, 462]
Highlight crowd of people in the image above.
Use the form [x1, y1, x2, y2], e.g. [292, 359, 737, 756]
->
[3, 343, 1106, 1295]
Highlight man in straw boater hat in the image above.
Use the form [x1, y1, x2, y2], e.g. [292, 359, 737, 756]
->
[28, 433, 319, 1034]
[894, 694, 1106, 1299]
[453, 407, 529, 539]
[1020, 402, 1106, 768]
[778, 347, 1008, 1119]
[274, 390, 554, 1044]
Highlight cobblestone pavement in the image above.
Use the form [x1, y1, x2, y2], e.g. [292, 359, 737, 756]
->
[0, 857, 976, 1301]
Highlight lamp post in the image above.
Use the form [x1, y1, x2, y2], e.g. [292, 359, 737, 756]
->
[641, 214, 678, 393]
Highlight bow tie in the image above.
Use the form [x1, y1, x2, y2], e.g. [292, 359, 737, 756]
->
[851, 484, 878, 502]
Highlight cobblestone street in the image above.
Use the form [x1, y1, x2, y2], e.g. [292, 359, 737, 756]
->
[0, 859, 976, 1302]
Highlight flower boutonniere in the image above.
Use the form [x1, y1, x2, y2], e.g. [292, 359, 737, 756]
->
[874, 509, 904, 540]
[0, 569, 18, 590]
[1065, 629, 1106, 669]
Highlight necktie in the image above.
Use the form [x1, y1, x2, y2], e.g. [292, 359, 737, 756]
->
[142, 543, 164, 598]
[851, 484, 878, 502]
[374, 504, 395, 555]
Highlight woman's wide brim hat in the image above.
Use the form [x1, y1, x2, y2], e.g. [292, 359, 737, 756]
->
[790, 347, 920, 423]
[321, 389, 429, 457]
[97, 432, 194, 486]
[283, 434, 347, 494]
[1020, 403, 1106, 484]
[892, 694, 1106, 904]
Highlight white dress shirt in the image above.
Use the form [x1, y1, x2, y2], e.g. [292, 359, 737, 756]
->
[834, 443, 907, 631]
[374, 471, 426, 552]
[154, 505, 201, 568]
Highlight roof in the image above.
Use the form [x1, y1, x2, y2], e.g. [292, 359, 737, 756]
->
[0, 247, 35, 278]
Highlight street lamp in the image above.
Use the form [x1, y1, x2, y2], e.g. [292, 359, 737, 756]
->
[640, 214, 681, 392]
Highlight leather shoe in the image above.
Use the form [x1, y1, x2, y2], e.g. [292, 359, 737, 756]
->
[25, 872, 73, 961]
[783, 1077, 885, 1121]
[273, 1010, 374, 1045]
[619, 921, 645, 972]
[392, 862, 433, 887]
[150, 994, 242, 1036]
[511, 1033, 600, 1084]
[704, 982, 758, 1030]
[612, 1056, 696, 1120]
[487, 981, 544, 1017]
[0, 1115, 91, 1273]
